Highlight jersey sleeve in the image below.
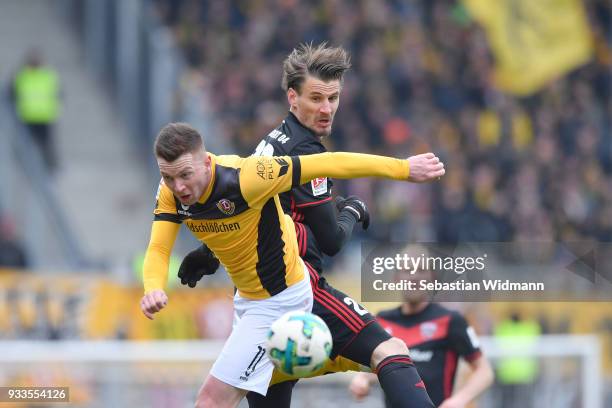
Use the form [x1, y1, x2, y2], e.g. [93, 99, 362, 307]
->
[239, 152, 410, 209]
[153, 179, 182, 223]
[289, 141, 333, 208]
[449, 312, 482, 361]
[239, 155, 302, 208]
[144, 180, 182, 292]
[297, 152, 410, 184]
[142, 220, 180, 293]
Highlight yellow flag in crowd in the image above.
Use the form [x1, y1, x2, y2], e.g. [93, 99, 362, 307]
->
[463, 0, 593, 95]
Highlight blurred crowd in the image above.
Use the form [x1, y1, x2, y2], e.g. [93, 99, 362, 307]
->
[154, 0, 612, 244]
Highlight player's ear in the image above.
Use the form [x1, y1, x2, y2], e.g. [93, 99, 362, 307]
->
[203, 151, 211, 167]
[287, 88, 298, 110]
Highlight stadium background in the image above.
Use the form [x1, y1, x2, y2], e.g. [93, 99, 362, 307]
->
[0, 0, 610, 407]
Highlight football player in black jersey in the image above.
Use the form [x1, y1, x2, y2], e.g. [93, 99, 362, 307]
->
[349, 246, 494, 407]
[179, 43, 437, 407]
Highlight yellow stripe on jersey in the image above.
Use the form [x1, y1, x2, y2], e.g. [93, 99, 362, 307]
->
[144, 152, 410, 299]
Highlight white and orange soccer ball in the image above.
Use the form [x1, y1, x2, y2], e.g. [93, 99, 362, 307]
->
[266, 310, 333, 377]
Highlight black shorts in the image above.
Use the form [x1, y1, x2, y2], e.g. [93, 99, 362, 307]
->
[305, 262, 391, 366]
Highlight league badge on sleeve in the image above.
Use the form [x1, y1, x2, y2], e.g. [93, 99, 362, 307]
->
[311, 177, 328, 196]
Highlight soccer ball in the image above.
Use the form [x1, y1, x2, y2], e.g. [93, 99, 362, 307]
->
[266, 310, 333, 377]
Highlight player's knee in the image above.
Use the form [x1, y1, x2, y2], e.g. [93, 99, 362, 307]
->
[370, 337, 409, 369]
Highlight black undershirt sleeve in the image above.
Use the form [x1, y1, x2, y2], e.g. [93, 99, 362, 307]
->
[300, 200, 359, 256]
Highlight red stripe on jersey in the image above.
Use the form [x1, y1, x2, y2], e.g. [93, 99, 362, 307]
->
[294, 222, 305, 255]
[377, 315, 451, 348]
[305, 262, 363, 333]
[295, 196, 333, 208]
[299, 223, 307, 256]
[443, 350, 458, 399]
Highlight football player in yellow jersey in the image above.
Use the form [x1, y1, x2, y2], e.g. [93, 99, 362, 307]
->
[139, 122, 445, 408]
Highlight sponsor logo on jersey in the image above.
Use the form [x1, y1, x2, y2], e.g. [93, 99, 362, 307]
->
[311, 177, 328, 196]
[216, 199, 236, 216]
[420, 322, 438, 340]
[410, 349, 434, 362]
[256, 158, 274, 180]
[186, 221, 241, 233]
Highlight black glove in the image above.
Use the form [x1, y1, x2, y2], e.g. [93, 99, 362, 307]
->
[178, 244, 220, 288]
[336, 195, 370, 230]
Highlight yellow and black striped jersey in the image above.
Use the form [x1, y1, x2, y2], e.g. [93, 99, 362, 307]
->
[144, 152, 409, 300]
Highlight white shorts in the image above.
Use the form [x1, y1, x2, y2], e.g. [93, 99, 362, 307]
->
[209, 262, 313, 395]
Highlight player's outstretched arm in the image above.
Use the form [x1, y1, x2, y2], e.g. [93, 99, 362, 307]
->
[239, 152, 445, 210]
[297, 152, 445, 184]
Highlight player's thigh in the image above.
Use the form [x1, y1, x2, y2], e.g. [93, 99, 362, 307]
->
[209, 309, 274, 396]
[306, 263, 390, 365]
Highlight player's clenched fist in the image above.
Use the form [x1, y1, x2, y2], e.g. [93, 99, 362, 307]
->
[140, 289, 168, 320]
[407, 153, 445, 182]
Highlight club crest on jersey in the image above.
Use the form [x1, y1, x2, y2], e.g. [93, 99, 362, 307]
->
[311, 177, 327, 196]
[420, 322, 438, 340]
[217, 199, 235, 216]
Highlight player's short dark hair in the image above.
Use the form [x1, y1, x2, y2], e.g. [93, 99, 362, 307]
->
[281, 42, 351, 93]
[154, 122, 204, 162]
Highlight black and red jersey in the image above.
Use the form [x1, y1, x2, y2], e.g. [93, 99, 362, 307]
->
[377, 304, 482, 406]
[252, 112, 333, 271]
[253, 112, 334, 213]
